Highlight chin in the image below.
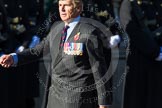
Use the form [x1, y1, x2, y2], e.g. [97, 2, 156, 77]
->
[61, 17, 67, 21]
[61, 18, 70, 23]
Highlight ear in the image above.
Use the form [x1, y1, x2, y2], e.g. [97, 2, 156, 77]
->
[76, 5, 82, 13]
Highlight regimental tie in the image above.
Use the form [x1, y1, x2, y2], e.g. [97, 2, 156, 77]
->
[60, 25, 69, 49]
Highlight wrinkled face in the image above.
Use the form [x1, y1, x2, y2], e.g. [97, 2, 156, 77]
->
[59, 0, 80, 24]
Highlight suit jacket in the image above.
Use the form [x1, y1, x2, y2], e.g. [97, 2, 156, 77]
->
[17, 17, 112, 108]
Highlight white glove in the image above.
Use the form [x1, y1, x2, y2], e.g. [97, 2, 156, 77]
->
[16, 46, 25, 52]
[29, 35, 40, 48]
[109, 35, 121, 48]
[155, 47, 162, 61]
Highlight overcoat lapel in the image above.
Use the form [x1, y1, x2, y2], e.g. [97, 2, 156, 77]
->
[52, 22, 64, 66]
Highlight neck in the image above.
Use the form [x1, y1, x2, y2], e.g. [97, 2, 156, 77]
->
[64, 18, 74, 25]
[64, 15, 80, 25]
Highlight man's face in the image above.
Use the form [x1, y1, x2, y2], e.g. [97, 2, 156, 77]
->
[59, 0, 80, 23]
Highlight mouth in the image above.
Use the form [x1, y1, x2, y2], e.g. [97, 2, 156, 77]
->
[61, 13, 66, 16]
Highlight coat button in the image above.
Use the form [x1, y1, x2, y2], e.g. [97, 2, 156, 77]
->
[150, 2, 153, 5]
[156, 32, 161, 36]
[19, 5, 22, 8]
[4, 4, 8, 8]
[160, 3, 162, 7]
[36, 12, 39, 15]
[137, 1, 142, 5]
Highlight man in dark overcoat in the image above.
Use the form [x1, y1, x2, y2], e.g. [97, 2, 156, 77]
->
[0, 0, 113, 108]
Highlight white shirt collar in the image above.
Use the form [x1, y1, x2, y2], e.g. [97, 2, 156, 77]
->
[65, 16, 80, 41]
[65, 16, 80, 27]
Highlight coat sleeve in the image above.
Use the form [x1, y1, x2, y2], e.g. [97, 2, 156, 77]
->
[86, 29, 112, 105]
[17, 32, 50, 65]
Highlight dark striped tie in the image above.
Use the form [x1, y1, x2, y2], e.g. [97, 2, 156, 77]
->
[60, 25, 69, 48]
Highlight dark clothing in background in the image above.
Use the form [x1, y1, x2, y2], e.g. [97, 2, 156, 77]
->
[120, 0, 162, 108]
[0, 0, 44, 108]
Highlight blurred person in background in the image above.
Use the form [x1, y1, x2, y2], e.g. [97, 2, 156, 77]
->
[120, 0, 162, 108]
[0, 0, 44, 107]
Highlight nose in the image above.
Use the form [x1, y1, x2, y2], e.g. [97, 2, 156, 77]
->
[60, 5, 65, 12]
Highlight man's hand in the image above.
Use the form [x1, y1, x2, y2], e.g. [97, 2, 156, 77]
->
[99, 105, 109, 108]
[0, 54, 14, 68]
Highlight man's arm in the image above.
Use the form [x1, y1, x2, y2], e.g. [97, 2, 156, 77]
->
[0, 33, 51, 68]
[86, 29, 112, 106]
